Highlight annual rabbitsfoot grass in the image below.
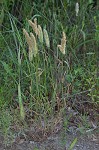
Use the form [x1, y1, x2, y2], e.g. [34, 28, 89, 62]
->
[0, 0, 99, 145]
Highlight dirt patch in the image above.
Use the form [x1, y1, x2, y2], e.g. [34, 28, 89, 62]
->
[0, 128, 99, 150]
[0, 98, 99, 150]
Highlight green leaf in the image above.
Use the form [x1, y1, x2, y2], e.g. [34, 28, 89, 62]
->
[68, 138, 77, 150]
[18, 82, 25, 120]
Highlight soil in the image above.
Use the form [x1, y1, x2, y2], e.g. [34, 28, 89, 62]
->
[0, 97, 99, 150]
[0, 123, 99, 150]
[0, 129, 99, 150]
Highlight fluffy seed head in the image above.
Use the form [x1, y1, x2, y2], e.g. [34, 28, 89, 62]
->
[30, 32, 38, 57]
[43, 29, 50, 48]
[38, 25, 43, 43]
[34, 18, 37, 27]
[28, 19, 38, 36]
[23, 29, 32, 47]
[23, 29, 38, 61]
[28, 46, 33, 62]
[75, 2, 79, 16]
[57, 32, 66, 54]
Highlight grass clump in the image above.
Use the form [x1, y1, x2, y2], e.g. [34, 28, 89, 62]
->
[0, 0, 98, 144]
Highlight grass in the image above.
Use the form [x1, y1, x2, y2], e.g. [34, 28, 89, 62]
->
[0, 0, 99, 146]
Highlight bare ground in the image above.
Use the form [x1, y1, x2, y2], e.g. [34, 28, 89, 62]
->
[0, 128, 99, 150]
[0, 97, 99, 150]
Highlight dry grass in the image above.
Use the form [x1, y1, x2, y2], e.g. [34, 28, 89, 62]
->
[57, 32, 66, 54]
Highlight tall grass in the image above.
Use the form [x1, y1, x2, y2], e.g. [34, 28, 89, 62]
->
[0, 0, 98, 140]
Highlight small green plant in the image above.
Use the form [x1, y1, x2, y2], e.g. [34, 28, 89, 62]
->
[34, 148, 39, 150]
[68, 138, 77, 150]
[0, 109, 13, 145]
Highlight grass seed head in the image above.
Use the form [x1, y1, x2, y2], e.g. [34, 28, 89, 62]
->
[29, 46, 33, 62]
[23, 28, 32, 47]
[75, 2, 79, 16]
[38, 25, 43, 43]
[30, 32, 38, 57]
[57, 31, 66, 54]
[43, 29, 50, 48]
[34, 18, 37, 27]
[23, 29, 34, 61]
[28, 19, 38, 36]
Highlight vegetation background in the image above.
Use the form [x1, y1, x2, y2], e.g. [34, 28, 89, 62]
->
[0, 0, 99, 145]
